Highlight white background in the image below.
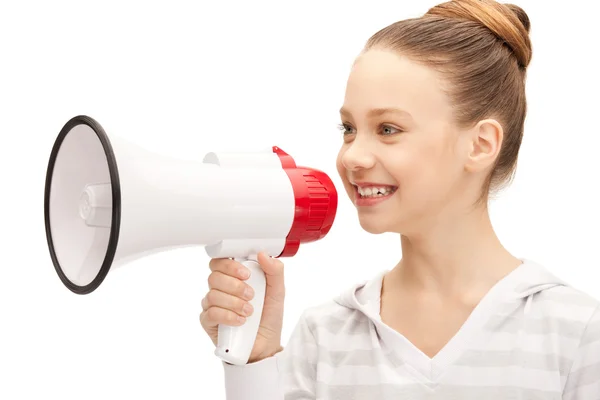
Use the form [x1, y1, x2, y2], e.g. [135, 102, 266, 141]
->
[1, 0, 599, 398]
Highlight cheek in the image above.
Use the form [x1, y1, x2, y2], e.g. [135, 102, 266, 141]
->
[393, 144, 455, 198]
[335, 148, 346, 183]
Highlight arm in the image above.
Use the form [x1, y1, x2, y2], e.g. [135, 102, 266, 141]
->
[563, 304, 600, 399]
[222, 310, 318, 400]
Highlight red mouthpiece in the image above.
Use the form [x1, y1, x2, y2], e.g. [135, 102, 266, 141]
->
[272, 146, 338, 257]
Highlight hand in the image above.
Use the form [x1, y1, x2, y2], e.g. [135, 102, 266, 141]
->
[200, 252, 285, 363]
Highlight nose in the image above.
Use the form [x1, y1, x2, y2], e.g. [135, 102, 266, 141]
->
[341, 137, 376, 172]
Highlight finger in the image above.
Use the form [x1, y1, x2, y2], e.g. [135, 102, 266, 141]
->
[257, 252, 285, 298]
[201, 294, 208, 311]
[202, 289, 253, 317]
[256, 252, 285, 278]
[200, 306, 246, 328]
[209, 258, 251, 280]
[208, 271, 254, 300]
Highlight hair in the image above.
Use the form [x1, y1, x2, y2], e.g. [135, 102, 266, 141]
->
[364, 0, 532, 205]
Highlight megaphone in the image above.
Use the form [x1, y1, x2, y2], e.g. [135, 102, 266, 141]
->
[44, 115, 338, 365]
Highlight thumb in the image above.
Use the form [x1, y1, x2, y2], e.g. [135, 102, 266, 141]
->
[256, 252, 285, 299]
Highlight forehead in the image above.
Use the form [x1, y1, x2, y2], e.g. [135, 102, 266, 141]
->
[343, 49, 451, 121]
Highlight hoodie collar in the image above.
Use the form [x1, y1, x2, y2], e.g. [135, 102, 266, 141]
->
[331, 258, 567, 383]
[334, 258, 567, 318]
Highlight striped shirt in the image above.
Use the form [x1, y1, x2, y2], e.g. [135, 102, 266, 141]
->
[223, 259, 600, 399]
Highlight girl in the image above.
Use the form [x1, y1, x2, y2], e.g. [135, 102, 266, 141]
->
[200, 0, 600, 398]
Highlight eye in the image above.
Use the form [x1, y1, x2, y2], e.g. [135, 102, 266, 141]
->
[337, 123, 355, 135]
[380, 124, 403, 136]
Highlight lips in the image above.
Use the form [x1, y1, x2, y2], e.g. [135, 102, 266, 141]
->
[350, 182, 398, 207]
[356, 185, 397, 198]
[351, 182, 398, 197]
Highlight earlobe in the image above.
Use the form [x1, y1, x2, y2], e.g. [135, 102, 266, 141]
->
[465, 119, 503, 172]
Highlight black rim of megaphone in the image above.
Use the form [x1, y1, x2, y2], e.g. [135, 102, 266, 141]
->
[44, 115, 121, 295]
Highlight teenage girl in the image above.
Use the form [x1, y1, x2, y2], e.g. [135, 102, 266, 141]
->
[200, 1, 600, 398]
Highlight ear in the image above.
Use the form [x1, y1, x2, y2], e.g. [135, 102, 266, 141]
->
[464, 119, 503, 172]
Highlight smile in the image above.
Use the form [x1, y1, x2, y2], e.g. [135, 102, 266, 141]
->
[352, 184, 398, 206]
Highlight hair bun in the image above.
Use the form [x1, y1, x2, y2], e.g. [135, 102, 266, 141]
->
[427, 0, 532, 69]
[505, 3, 530, 33]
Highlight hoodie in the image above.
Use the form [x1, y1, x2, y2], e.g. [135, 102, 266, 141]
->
[222, 258, 600, 399]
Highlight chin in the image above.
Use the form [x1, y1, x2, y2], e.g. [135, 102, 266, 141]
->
[357, 215, 390, 235]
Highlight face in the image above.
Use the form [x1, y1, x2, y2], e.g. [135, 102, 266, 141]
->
[336, 48, 491, 235]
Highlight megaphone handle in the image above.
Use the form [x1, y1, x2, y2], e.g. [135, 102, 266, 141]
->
[214, 258, 266, 365]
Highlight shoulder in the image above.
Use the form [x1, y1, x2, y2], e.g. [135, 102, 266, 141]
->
[296, 273, 383, 345]
[533, 281, 600, 326]
[517, 259, 600, 329]
[526, 275, 600, 367]
[299, 298, 371, 338]
[543, 285, 600, 392]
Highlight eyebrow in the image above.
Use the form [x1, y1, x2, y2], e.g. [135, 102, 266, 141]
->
[339, 107, 413, 119]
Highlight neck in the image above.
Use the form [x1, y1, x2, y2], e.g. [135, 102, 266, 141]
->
[390, 202, 521, 300]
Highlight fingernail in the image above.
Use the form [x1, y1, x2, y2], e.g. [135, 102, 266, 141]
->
[244, 287, 254, 299]
[238, 268, 250, 279]
[242, 303, 253, 316]
[237, 315, 246, 323]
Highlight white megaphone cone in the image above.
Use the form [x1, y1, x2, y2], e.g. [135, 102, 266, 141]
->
[44, 115, 338, 365]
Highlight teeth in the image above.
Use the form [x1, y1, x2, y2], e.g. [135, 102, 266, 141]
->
[357, 186, 396, 197]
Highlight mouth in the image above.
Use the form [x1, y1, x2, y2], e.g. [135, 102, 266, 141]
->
[352, 183, 398, 198]
[351, 183, 398, 204]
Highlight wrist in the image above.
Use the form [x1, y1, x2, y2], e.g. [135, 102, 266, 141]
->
[248, 345, 284, 364]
